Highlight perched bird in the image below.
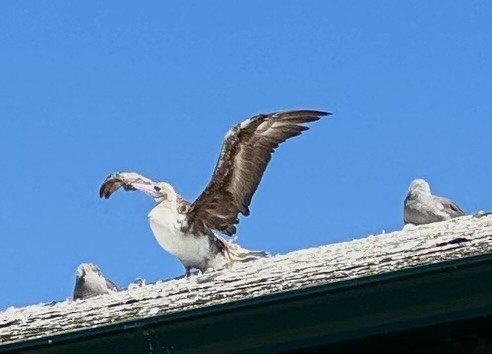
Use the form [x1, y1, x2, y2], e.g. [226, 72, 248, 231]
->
[403, 178, 465, 225]
[100, 110, 329, 276]
[73, 263, 119, 300]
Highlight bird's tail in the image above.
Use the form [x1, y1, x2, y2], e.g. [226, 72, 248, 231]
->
[223, 241, 270, 263]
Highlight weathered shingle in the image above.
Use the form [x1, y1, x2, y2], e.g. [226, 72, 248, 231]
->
[1, 215, 492, 345]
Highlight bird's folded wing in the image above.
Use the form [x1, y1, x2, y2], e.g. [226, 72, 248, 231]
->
[435, 196, 465, 216]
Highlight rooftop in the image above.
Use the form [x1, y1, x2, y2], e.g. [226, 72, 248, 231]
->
[1, 215, 492, 352]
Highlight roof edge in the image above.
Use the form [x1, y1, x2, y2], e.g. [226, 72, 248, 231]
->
[3, 253, 492, 353]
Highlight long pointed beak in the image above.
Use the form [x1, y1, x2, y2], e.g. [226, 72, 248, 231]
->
[132, 182, 164, 198]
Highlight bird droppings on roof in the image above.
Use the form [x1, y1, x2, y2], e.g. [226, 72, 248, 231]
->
[1, 215, 492, 345]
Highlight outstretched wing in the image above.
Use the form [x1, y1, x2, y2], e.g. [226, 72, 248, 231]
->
[99, 172, 154, 199]
[183, 110, 330, 236]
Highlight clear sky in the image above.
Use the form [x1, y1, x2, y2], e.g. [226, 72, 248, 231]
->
[0, 1, 491, 309]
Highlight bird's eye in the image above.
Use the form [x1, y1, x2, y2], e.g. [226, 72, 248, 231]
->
[154, 186, 161, 192]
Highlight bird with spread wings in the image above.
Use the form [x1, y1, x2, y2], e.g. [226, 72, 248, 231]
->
[100, 110, 330, 275]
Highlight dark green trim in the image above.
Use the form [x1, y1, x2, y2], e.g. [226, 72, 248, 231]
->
[2, 253, 492, 353]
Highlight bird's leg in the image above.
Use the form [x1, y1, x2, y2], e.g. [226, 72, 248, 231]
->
[185, 266, 192, 278]
[200, 259, 211, 275]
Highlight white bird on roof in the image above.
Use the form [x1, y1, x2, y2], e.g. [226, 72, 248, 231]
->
[100, 110, 330, 276]
[403, 179, 465, 226]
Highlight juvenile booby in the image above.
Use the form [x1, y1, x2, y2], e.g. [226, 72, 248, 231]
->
[100, 110, 330, 275]
[403, 179, 465, 225]
[73, 263, 119, 300]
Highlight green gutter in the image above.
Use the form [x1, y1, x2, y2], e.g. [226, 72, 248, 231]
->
[2, 253, 492, 353]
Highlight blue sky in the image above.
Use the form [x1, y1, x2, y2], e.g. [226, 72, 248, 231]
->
[0, 1, 491, 309]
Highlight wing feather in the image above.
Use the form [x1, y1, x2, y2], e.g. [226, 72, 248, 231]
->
[435, 196, 465, 217]
[183, 110, 330, 236]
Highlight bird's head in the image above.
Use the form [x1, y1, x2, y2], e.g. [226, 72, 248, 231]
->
[76, 263, 101, 279]
[409, 179, 431, 195]
[132, 181, 177, 204]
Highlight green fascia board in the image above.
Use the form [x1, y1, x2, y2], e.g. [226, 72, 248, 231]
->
[2, 253, 492, 353]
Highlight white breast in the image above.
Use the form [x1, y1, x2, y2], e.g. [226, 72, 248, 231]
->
[147, 204, 212, 266]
